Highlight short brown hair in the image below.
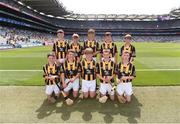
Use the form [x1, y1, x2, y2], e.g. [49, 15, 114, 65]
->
[47, 52, 55, 58]
[88, 29, 95, 33]
[67, 49, 75, 55]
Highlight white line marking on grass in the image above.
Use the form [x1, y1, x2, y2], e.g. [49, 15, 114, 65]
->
[0, 69, 180, 72]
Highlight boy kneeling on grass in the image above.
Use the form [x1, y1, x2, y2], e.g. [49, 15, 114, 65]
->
[43, 52, 60, 103]
[97, 49, 116, 103]
[116, 51, 136, 103]
[81, 48, 98, 99]
[60, 49, 81, 99]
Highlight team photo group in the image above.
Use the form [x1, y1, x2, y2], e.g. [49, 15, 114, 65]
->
[43, 28, 136, 105]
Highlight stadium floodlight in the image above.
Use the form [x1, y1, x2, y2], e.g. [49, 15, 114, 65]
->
[17, 1, 24, 5]
[33, 9, 38, 12]
[39, 12, 45, 15]
[123, 18, 132, 21]
[133, 19, 141, 21]
[47, 15, 54, 18]
[27, 6, 31, 9]
[56, 16, 64, 19]
[66, 17, 75, 20]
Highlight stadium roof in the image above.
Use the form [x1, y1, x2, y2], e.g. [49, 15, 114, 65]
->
[17, 0, 71, 16]
[62, 14, 160, 21]
[170, 8, 180, 19]
[15, 0, 180, 21]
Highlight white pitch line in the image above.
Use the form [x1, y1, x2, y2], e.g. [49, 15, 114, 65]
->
[0, 69, 180, 72]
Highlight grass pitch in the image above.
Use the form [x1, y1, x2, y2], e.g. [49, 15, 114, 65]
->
[0, 42, 180, 123]
[0, 42, 180, 86]
[0, 86, 180, 123]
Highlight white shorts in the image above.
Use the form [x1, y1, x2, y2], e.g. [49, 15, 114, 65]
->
[82, 79, 96, 92]
[116, 82, 133, 96]
[64, 78, 79, 92]
[99, 83, 114, 96]
[57, 58, 66, 64]
[45, 84, 60, 95]
[101, 57, 115, 62]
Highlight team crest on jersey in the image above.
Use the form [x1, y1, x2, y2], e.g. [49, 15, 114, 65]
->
[69, 70, 74, 75]
[104, 70, 110, 76]
[86, 69, 92, 74]
[122, 72, 125, 76]
[59, 47, 64, 51]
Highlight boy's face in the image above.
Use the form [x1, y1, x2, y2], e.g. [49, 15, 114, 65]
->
[57, 32, 64, 39]
[105, 35, 112, 42]
[122, 52, 130, 61]
[88, 33, 95, 39]
[124, 37, 131, 43]
[48, 56, 55, 63]
[67, 52, 75, 60]
[73, 36, 79, 43]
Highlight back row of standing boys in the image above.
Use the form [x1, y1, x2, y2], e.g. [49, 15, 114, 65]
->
[43, 28, 136, 104]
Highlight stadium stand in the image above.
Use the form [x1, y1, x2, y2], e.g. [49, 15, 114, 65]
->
[0, 0, 180, 47]
[0, 25, 56, 49]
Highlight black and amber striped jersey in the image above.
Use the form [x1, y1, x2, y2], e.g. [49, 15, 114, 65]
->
[60, 60, 81, 79]
[81, 59, 98, 81]
[69, 43, 82, 57]
[116, 62, 136, 82]
[52, 40, 69, 59]
[83, 40, 99, 57]
[100, 42, 117, 57]
[120, 44, 136, 57]
[97, 60, 116, 83]
[43, 63, 60, 85]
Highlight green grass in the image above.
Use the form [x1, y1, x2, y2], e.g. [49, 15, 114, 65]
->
[0, 42, 180, 86]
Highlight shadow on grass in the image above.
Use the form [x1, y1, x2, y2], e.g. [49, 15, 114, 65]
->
[118, 95, 143, 123]
[35, 98, 61, 119]
[35, 94, 142, 123]
[98, 95, 142, 123]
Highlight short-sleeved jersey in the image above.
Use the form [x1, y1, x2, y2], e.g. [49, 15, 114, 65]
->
[116, 62, 136, 83]
[81, 59, 98, 81]
[43, 63, 60, 85]
[83, 40, 99, 57]
[96, 60, 116, 83]
[100, 42, 117, 57]
[120, 44, 136, 57]
[52, 40, 69, 59]
[69, 43, 82, 57]
[60, 60, 81, 79]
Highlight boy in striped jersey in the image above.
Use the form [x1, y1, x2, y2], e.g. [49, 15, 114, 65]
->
[52, 29, 69, 64]
[43, 53, 60, 103]
[97, 49, 116, 101]
[81, 48, 98, 98]
[116, 52, 136, 103]
[60, 49, 81, 98]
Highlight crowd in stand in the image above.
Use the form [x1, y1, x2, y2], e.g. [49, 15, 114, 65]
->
[0, 25, 180, 49]
[0, 26, 56, 46]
